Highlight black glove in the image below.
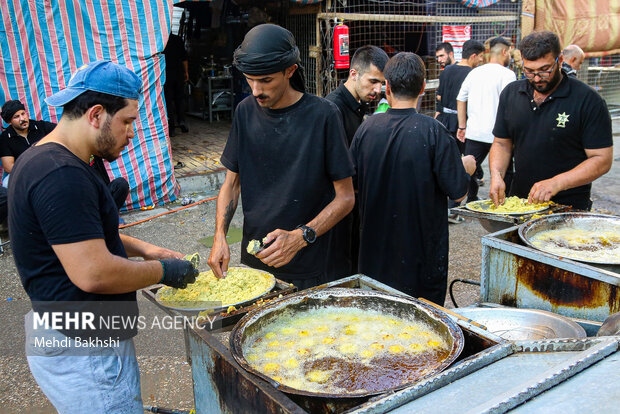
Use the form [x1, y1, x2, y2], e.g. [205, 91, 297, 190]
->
[159, 259, 198, 289]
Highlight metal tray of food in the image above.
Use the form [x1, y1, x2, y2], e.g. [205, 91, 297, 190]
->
[453, 307, 586, 341]
[155, 266, 276, 312]
[519, 212, 620, 265]
[230, 287, 464, 399]
[465, 198, 550, 216]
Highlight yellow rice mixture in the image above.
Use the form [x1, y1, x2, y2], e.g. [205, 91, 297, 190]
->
[468, 196, 550, 214]
[158, 267, 275, 306]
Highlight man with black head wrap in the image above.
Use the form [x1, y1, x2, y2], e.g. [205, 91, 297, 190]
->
[207, 24, 355, 288]
[0, 99, 129, 209]
[0, 100, 56, 187]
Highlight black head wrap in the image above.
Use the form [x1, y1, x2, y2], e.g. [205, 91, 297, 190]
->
[1, 100, 26, 123]
[233, 24, 306, 93]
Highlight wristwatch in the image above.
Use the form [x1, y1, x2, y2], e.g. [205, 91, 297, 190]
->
[296, 225, 317, 244]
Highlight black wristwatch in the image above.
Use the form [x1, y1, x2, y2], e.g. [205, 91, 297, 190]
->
[296, 225, 317, 244]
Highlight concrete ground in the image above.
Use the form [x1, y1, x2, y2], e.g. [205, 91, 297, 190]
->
[0, 117, 619, 413]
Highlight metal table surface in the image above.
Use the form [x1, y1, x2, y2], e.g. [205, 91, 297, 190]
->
[350, 338, 620, 414]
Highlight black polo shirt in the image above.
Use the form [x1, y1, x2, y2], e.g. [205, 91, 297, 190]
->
[325, 82, 368, 146]
[493, 75, 612, 210]
[0, 119, 56, 160]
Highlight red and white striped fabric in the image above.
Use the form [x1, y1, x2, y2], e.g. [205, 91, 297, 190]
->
[442, 25, 472, 62]
[0, 0, 179, 210]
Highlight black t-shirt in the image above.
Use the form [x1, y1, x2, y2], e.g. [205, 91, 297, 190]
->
[221, 93, 355, 280]
[351, 108, 469, 303]
[9, 143, 138, 339]
[436, 65, 472, 134]
[0, 120, 56, 159]
[325, 82, 368, 146]
[90, 155, 111, 184]
[493, 75, 612, 210]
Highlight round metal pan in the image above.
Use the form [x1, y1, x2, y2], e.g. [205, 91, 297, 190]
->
[453, 307, 586, 341]
[155, 267, 276, 312]
[465, 199, 549, 215]
[519, 212, 620, 265]
[230, 288, 464, 399]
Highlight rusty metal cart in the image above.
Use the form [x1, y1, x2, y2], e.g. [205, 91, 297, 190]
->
[480, 225, 620, 324]
[143, 275, 500, 414]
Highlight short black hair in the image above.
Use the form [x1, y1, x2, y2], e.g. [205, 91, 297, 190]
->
[462, 40, 485, 59]
[351, 45, 389, 73]
[489, 37, 512, 50]
[62, 91, 130, 120]
[384, 52, 425, 99]
[519, 31, 561, 61]
[436, 42, 454, 54]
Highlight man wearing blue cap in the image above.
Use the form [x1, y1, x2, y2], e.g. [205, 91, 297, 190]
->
[9, 60, 198, 413]
[207, 24, 355, 288]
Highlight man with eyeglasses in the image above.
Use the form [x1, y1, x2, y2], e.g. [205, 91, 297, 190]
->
[489, 31, 612, 211]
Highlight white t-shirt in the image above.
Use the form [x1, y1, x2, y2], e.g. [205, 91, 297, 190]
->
[457, 63, 516, 143]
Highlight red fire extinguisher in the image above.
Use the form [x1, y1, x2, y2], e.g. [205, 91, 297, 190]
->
[333, 22, 350, 69]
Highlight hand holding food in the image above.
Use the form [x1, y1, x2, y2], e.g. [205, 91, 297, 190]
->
[159, 258, 199, 289]
[489, 173, 506, 207]
[256, 229, 307, 268]
[246, 237, 272, 256]
[208, 236, 231, 279]
[528, 177, 562, 205]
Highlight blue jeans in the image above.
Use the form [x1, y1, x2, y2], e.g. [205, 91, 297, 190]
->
[25, 311, 143, 413]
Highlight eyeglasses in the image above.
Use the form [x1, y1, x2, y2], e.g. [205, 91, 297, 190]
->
[523, 56, 559, 79]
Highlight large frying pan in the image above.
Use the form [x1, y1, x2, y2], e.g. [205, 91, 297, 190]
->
[519, 212, 620, 265]
[229, 288, 464, 399]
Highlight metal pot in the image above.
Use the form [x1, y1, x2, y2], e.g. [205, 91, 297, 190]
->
[230, 288, 464, 399]
[519, 212, 620, 265]
[453, 307, 586, 341]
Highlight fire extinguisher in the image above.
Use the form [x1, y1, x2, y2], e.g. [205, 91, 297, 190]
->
[333, 22, 349, 69]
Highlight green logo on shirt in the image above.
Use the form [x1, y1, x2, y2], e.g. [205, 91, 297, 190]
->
[556, 112, 569, 128]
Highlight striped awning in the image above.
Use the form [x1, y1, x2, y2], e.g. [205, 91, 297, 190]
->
[0, 0, 178, 210]
[173, 0, 211, 4]
[459, 0, 501, 8]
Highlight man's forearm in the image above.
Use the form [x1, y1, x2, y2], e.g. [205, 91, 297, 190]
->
[214, 171, 240, 238]
[489, 138, 513, 179]
[305, 177, 354, 237]
[52, 239, 164, 294]
[121, 234, 158, 257]
[1, 156, 14, 173]
[549, 148, 613, 193]
[457, 100, 467, 128]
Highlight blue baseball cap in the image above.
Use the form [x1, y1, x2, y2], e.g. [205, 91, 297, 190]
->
[45, 60, 142, 107]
